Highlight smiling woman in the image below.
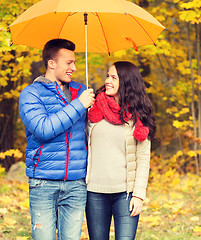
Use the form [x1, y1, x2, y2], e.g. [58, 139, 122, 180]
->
[86, 61, 156, 240]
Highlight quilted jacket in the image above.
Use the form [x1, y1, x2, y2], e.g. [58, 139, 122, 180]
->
[19, 76, 87, 180]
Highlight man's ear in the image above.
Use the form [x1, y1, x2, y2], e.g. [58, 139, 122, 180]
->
[48, 59, 55, 69]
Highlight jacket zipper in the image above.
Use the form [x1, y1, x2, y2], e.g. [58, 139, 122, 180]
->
[32, 145, 43, 178]
[56, 84, 71, 180]
[85, 142, 88, 154]
[55, 84, 80, 180]
[65, 130, 71, 180]
[55, 85, 67, 106]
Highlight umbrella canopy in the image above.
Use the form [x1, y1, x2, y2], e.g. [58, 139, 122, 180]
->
[9, 0, 165, 53]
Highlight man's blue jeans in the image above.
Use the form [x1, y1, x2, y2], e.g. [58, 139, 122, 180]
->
[28, 178, 87, 240]
[86, 191, 139, 240]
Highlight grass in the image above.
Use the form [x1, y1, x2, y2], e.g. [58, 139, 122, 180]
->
[0, 173, 201, 240]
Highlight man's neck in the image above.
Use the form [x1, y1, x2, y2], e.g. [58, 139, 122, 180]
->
[45, 72, 62, 89]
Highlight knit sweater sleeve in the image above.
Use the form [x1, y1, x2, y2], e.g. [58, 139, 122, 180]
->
[132, 138, 151, 200]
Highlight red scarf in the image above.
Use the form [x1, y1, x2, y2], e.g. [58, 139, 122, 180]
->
[88, 92, 149, 141]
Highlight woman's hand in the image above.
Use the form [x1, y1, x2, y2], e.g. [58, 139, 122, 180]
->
[129, 196, 143, 217]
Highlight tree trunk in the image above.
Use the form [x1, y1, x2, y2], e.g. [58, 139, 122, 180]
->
[187, 22, 199, 175]
[197, 24, 201, 137]
[196, 23, 201, 170]
[0, 82, 17, 171]
[0, 50, 18, 171]
[139, 0, 149, 8]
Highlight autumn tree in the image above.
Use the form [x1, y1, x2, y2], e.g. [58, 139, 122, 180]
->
[179, 0, 201, 174]
[134, 0, 201, 174]
[0, 0, 41, 170]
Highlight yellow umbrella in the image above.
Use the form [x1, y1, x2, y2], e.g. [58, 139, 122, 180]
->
[9, 0, 166, 87]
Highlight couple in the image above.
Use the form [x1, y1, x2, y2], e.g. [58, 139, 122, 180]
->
[19, 38, 156, 240]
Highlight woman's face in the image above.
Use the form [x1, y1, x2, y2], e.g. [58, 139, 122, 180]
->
[105, 65, 119, 102]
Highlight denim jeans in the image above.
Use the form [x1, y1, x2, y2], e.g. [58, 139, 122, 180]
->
[28, 178, 87, 240]
[86, 191, 139, 240]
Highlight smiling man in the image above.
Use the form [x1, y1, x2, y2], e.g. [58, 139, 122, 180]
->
[19, 39, 95, 240]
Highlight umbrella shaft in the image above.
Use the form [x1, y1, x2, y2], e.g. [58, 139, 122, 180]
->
[84, 14, 88, 89]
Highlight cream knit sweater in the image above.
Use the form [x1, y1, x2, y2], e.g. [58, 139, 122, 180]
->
[87, 120, 127, 193]
[86, 120, 151, 200]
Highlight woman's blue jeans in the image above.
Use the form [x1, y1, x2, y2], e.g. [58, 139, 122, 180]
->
[86, 191, 139, 240]
[28, 178, 87, 240]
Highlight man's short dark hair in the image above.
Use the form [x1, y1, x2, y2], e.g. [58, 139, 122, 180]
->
[42, 39, 76, 69]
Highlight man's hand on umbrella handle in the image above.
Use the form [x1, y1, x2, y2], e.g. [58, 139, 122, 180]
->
[79, 88, 95, 109]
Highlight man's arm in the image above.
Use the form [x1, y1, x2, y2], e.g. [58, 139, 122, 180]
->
[19, 87, 90, 142]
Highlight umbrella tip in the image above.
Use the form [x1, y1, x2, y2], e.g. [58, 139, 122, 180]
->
[84, 13, 88, 25]
[10, 42, 13, 47]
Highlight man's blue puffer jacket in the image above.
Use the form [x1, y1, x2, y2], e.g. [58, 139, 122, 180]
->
[19, 76, 87, 180]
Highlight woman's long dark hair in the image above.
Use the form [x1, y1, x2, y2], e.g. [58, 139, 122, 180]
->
[96, 61, 156, 140]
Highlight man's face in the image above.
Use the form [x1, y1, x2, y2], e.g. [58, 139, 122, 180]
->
[52, 48, 76, 84]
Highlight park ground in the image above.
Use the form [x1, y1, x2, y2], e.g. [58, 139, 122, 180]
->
[0, 167, 201, 240]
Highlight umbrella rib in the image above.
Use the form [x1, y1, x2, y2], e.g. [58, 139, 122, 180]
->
[57, 12, 71, 37]
[127, 13, 156, 45]
[95, 13, 110, 55]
